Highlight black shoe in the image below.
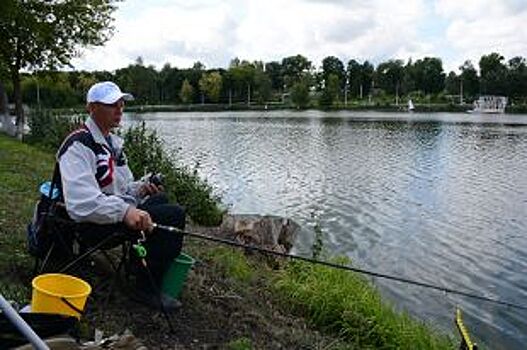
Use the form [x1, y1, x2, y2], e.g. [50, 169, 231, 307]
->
[130, 290, 181, 311]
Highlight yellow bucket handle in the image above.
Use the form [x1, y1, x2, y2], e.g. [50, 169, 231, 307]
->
[60, 297, 83, 317]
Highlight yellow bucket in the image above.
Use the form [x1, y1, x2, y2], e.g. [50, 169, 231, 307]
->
[31, 273, 92, 319]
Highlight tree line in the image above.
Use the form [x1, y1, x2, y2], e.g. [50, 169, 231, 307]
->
[3, 1, 527, 138]
[7, 52, 527, 111]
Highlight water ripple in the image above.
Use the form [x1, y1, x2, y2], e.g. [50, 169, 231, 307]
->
[127, 111, 527, 349]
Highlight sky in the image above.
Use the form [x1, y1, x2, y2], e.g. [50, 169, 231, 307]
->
[71, 0, 527, 73]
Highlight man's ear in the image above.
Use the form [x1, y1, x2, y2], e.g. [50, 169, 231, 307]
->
[87, 102, 95, 114]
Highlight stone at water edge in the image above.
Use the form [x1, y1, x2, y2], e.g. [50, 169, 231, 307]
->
[219, 214, 300, 254]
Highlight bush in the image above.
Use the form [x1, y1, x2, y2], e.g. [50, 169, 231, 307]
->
[122, 123, 223, 225]
[26, 110, 83, 150]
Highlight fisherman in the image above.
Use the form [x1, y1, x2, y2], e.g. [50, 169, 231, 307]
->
[57, 81, 185, 310]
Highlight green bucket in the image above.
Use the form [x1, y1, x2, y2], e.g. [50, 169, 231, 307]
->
[161, 253, 195, 298]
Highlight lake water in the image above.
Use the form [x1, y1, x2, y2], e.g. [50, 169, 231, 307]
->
[126, 110, 527, 349]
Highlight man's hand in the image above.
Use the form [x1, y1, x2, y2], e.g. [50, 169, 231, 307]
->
[124, 207, 153, 232]
[138, 182, 163, 197]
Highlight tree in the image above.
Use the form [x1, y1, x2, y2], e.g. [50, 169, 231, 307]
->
[253, 69, 272, 104]
[115, 58, 159, 104]
[0, 0, 118, 138]
[507, 56, 527, 100]
[264, 61, 283, 91]
[459, 60, 479, 99]
[199, 71, 222, 103]
[179, 79, 193, 104]
[360, 61, 375, 98]
[321, 56, 345, 92]
[291, 77, 311, 109]
[228, 61, 256, 105]
[319, 73, 340, 107]
[376, 59, 404, 101]
[347, 59, 362, 98]
[281, 54, 311, 88]
[479, 53, 507, 95]
[445, 71, 460, 97]
[159, 64, 185, 103]
[412, 57, 445, 95]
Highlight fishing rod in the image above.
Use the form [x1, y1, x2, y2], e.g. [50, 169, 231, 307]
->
[153, 223, 527, 311]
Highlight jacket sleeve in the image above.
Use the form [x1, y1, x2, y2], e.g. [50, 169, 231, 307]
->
[126, 179, 145, 201]
[59, 141, 131, 224]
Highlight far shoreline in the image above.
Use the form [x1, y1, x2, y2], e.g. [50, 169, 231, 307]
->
[30, 102, 527, 115]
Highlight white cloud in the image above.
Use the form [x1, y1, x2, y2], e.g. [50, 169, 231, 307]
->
[71, 0, 525, 73]
[435, 0, 527, 71]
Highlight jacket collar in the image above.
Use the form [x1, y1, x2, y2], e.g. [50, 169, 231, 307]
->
[85, 117, 124, 149]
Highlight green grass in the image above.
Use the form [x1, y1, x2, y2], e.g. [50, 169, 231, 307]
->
[225, 337, 253, 350]
[191, 241, 455, 349]
[199, 246, 255, 284]
[0, 133, 55, 302]
[273, 258, 455, 349]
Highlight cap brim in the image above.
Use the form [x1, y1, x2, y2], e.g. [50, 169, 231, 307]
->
[121, 93, 134, 101]
[97, 92, 134, 104]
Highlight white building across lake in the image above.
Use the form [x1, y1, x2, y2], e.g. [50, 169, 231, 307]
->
[470, 95, 508, 114]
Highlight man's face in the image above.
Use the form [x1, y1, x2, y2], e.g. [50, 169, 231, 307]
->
[88, 99, 125, 130]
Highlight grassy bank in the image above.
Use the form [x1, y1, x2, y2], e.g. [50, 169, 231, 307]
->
[0, 132, 457, 348]
[0, 134, 54, 300]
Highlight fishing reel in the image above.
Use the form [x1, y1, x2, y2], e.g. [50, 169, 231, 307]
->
[148, 173, 164, 187]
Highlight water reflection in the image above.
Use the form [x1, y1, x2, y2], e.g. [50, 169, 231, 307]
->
[126, 111, 527, 349]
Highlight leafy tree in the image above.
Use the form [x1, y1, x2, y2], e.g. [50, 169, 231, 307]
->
[507, 56, 527, 100]
[199, 71, 222, 102]
[0, 0, 118, 138]
[253, 69, 272, 104]
[282, 54, 311, 88]
[347, 59, 362, 98]
[445, 71, 460, 97]
[321, 56, 345, 92]
[115, 59, 159, 104]
[290, 78, 310, 109]
[479, 53, 507, 95]
[412, 57, 445, 95]
[264, 61, 283, 90]
[401, 59, 416, 95]
[360, 61, 375, 98]
[22, 71, 78, 108]
[222, 69, 236, 106]
[158, 64, 189, 103]
[192, 61, 206, 71]
[179, 79, 193, 104]
[228, 61, 256, 105]
[376, 59, 404, 100]
[319, 73, 340, 107]
[459, 60, 479, 99]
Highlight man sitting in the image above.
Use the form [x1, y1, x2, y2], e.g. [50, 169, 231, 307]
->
[57, 81, 184, 309]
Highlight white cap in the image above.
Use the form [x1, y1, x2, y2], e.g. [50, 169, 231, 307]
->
[86, 81, 134, 104]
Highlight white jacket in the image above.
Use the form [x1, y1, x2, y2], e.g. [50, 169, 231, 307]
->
[58, 117, 143, 224]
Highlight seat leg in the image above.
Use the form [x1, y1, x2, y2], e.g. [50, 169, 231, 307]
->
[37, 241, 56, 274]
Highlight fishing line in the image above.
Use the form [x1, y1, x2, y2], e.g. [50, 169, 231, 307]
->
[153, 223, 527, 311]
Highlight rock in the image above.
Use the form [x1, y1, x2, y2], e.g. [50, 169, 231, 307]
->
[219, 214, 300, 254]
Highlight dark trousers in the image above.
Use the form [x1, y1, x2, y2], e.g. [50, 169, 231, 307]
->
[77, 193, 185, 294]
